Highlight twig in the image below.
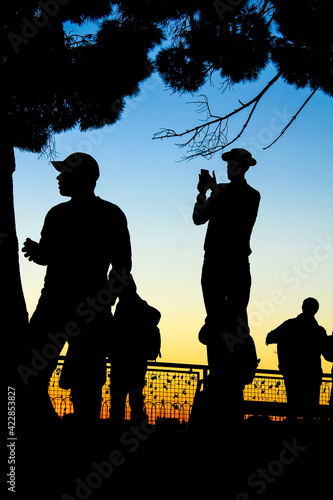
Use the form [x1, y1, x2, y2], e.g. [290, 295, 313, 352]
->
[153, 72, 282, 160]
[263, 87, 318, 150]
[37, 132, 59, 161]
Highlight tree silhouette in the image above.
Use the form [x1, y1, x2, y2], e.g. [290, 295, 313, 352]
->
[1, 2, 162, 379]
[148, 0, 333, 158]
[3, 1, 332, 386]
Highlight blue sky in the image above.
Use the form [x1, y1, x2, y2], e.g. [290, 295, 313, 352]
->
[13, 62, 333, 372]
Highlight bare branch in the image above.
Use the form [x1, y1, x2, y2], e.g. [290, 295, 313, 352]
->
[153, 72, 282, 160]
[64, 32, 97, 49]
[222, 96, 261, 150]
[263, 87, 318, 150]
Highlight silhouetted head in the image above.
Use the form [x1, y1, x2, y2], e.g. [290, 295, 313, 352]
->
[302, 297, 319, 317]
[222, 148, 256, 181]
[51, 153, 100, 197]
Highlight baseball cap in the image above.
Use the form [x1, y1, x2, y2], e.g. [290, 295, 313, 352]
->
[51, 152, 100, 181]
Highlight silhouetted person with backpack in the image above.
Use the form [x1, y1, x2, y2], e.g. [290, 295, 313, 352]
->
[108, 279, 161, 427]
[193, 148, 260, 424]
[266, 297, 327, 420]
[20, 152, 132, 424]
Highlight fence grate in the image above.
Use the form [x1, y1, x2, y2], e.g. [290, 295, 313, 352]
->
[49, 360, 201, 423]
[48, 360, 332, 423]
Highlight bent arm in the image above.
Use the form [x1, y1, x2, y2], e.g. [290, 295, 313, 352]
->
[22, 238, 48, 265]
[193, 183, 223, 225]
[22, 209, 56, 265]
[265, 331, 277, 345]
[266, 324, 285, 345]
[266, 320, 293, 345]
[193, 193, 211, 225]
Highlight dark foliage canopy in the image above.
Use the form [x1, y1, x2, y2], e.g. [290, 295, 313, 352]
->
[1, 0, 332, 154]
[271, 0, 333, 96]
[1, 1, 162, 153]
[148, 0, 332, 96]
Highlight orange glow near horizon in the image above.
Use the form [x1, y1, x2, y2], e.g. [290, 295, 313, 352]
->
[48, 360, 332, 424]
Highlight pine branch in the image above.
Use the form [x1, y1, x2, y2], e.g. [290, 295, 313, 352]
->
[153, 72, 282, 160]
[37, 132, 59, 161]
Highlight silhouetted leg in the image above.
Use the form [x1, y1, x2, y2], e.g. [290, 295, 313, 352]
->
[226, 259, 251, 337]
[202, 256, 251, 427]
[303, 376, 321, 420]
[206, 336, 235, 424]
[284, 376, 300, 421]
[110, 365, 128, 427]
[110, 391, 127, 425]
[328, 368, 333, 415]
[128, 362, 147, 424]
[129, 391, 145, 423]
[223, 383, 244, 425]
[19, 331, 63, 426]
[71, 383, 102, 423]
[26, 361, 60, 427]
[201, 256, 228, 328]
[22, 306, 69, 425]
[201, 256, 251, 337]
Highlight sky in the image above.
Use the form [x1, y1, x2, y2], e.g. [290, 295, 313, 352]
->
[13, 58, 333, 373]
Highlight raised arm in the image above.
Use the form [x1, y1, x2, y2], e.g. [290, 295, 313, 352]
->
[193, 172, 221, 226]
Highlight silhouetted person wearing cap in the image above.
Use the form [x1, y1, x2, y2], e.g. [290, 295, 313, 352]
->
[193, 148, 260, 423]
[266, 298, 327, 420]
[21, 152, 132, 424]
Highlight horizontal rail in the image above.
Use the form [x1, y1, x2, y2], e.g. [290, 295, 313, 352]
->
[56, 356, 333, 379]
[50, 358, 332, 423]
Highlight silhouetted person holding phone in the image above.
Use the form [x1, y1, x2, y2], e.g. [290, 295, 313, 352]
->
[193, 148, 260, 423]
[21, 152, 132, 424]
[266, 298, 327, 420]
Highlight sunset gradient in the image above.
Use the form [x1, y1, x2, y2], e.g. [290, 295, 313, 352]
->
[14, 65, 333, 374]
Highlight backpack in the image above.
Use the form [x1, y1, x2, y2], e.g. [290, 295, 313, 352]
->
[234, 334, 260, 386]
[323, 334, 333, 363]
[145, 325, 162, 361]
[113, 293, 161, 361]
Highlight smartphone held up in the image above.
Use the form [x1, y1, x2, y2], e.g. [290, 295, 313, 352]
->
[198, 169, 216, 194]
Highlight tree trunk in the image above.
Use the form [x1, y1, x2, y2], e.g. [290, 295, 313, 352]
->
[1, 136, 29, 411]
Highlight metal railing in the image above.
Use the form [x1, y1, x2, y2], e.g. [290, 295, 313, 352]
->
[48, 358, 332, 423]
[243, 369, 332, 420]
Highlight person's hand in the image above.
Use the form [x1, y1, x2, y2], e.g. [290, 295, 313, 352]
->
[197, 170, 217, 195]
[22, 238, 39, 261]
[210, 170, 217, 186]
